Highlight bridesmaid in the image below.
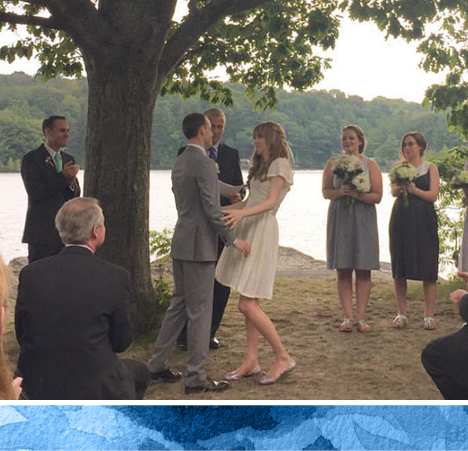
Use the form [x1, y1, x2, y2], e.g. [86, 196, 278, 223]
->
[322, 125, 382, 332]
[389, 132, 440, 330]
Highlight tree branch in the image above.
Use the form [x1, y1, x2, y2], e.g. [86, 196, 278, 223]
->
[40, 0, 111, 57]
[0, 11, 61, 30]
[158, 0, 273, 78]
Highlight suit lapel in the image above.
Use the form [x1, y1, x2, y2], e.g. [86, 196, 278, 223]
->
[38, 144, 57, 172]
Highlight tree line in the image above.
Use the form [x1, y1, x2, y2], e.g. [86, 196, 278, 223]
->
[0, 72, 462, 172]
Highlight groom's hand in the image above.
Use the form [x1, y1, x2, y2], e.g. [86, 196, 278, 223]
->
[234, 238, 250, 257]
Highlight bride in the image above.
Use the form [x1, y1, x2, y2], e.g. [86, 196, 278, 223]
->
[215, 121, 295, 385]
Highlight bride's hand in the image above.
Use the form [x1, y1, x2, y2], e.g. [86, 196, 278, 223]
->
[223, 210, 245, 229]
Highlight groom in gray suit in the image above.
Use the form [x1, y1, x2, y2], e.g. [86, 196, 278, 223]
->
[148, 113, 250, 394]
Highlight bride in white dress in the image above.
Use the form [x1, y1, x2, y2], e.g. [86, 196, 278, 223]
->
[215, 121, 295, 385]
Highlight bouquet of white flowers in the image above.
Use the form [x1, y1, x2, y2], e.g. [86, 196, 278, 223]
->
[332, 154, 363, 184]
[451, 170, 468, 190]
[347, 172, 371, 212]
[389, 161, 419, 207]
[332, 154, 365, 212]
[352, 173, 371, 194]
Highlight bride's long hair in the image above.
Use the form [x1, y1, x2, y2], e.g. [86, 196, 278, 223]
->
[247, 121, 291, 187]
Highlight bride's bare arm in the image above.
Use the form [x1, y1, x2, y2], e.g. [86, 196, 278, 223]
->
[223, 176, 285, 229]
[222, 198, 248, 212]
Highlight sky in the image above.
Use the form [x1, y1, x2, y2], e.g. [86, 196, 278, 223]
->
[0, 15, 446, 104]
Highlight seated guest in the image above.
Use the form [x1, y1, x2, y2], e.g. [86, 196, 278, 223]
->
[421, 289, 468, 399]
[0, 253, 22, 400]
[15, 197, 150, 400]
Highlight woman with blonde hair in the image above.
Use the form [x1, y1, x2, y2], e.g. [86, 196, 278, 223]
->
[216, 121, 295, 385]
[0, 253, 22, 399]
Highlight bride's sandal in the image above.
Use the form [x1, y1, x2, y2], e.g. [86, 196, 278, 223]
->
[424, 317, 437, 330]
[356, 319, 372, 333]
[339, 318, 354, 332]
[392, 314, 408, 329]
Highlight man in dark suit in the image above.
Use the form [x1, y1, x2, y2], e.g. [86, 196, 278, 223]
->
[148, 113, 249, 394]
[177, 107, 244, 350]
[15, 197, 150, 400]
[21, 116, 81, 263]
[421, 287, 468, 399]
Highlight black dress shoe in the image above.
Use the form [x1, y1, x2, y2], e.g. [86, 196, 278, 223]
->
[150, 367, 182, 383]
[209, 337, 220, 349]
[184, 377, 229, 394]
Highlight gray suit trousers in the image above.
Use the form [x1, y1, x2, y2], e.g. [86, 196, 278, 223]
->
[148, 258, 215, 387]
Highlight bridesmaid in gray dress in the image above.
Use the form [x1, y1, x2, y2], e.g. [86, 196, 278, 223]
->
[322, 125, 383, 332]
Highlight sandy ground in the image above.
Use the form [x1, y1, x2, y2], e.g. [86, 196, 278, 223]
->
[5, 251, 465, 401]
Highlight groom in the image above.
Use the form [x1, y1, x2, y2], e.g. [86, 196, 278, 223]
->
[148, 112, 250, 394]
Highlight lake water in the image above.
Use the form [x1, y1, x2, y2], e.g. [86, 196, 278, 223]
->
[0, 170, 395, 264]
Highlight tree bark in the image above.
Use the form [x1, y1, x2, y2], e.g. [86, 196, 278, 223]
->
[83, 55, 160, 334]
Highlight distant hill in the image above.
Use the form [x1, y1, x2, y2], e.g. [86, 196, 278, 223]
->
[0, 72, 461, 170]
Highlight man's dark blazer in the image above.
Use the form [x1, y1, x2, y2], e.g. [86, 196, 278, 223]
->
[15, 246, 138, 400]
[422, 318, 468, 400]
[21, 144, 81, 246]
[178, 142, 243, 206]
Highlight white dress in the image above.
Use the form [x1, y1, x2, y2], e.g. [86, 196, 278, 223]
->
[215, 158, 293, 299]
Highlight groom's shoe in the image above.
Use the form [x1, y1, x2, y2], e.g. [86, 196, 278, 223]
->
[209, 337, 220, 349]
[184, 377, 229, 394]
[150, 367, 182, 383]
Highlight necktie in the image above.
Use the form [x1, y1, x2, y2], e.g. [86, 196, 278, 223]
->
[207, 147, 217, 161]
[53, 153, 62, 173]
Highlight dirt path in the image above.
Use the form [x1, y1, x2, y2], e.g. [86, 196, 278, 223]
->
[6, 252, 463, 400]
[133, 276, 461, 401]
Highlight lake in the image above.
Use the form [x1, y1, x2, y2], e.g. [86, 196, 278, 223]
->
[0, 170, 396, 264]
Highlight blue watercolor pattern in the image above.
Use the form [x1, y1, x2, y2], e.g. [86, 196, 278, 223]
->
[0, 406, 467, 450]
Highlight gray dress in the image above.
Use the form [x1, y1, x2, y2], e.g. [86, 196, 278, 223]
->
[326, 155, 380, 270]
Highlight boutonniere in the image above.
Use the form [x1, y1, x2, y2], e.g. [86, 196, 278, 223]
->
[214, 162, 220, 174]
[45, 156, 55, 168]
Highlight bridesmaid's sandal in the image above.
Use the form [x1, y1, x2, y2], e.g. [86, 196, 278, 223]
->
[356, 319, 372, 333]
[424, 317, 437, 330]
[339, 318, 354, 332]
[392, 314, 408, 329]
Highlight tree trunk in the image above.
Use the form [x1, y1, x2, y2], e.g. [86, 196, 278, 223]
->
[83, 57, 160, 334]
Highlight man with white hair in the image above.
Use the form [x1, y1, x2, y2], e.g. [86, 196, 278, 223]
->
[15, 197, 149, 400]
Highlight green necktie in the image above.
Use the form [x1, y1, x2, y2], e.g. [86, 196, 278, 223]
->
[54, 153, 62, 173]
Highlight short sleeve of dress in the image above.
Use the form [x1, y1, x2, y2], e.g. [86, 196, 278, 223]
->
[267, 158, 293, 187]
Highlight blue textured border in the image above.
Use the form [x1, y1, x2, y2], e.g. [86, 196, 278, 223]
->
[0, 404, 467, 450]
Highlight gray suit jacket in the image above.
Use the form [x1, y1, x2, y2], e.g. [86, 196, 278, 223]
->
[171, 144, 236, 261]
